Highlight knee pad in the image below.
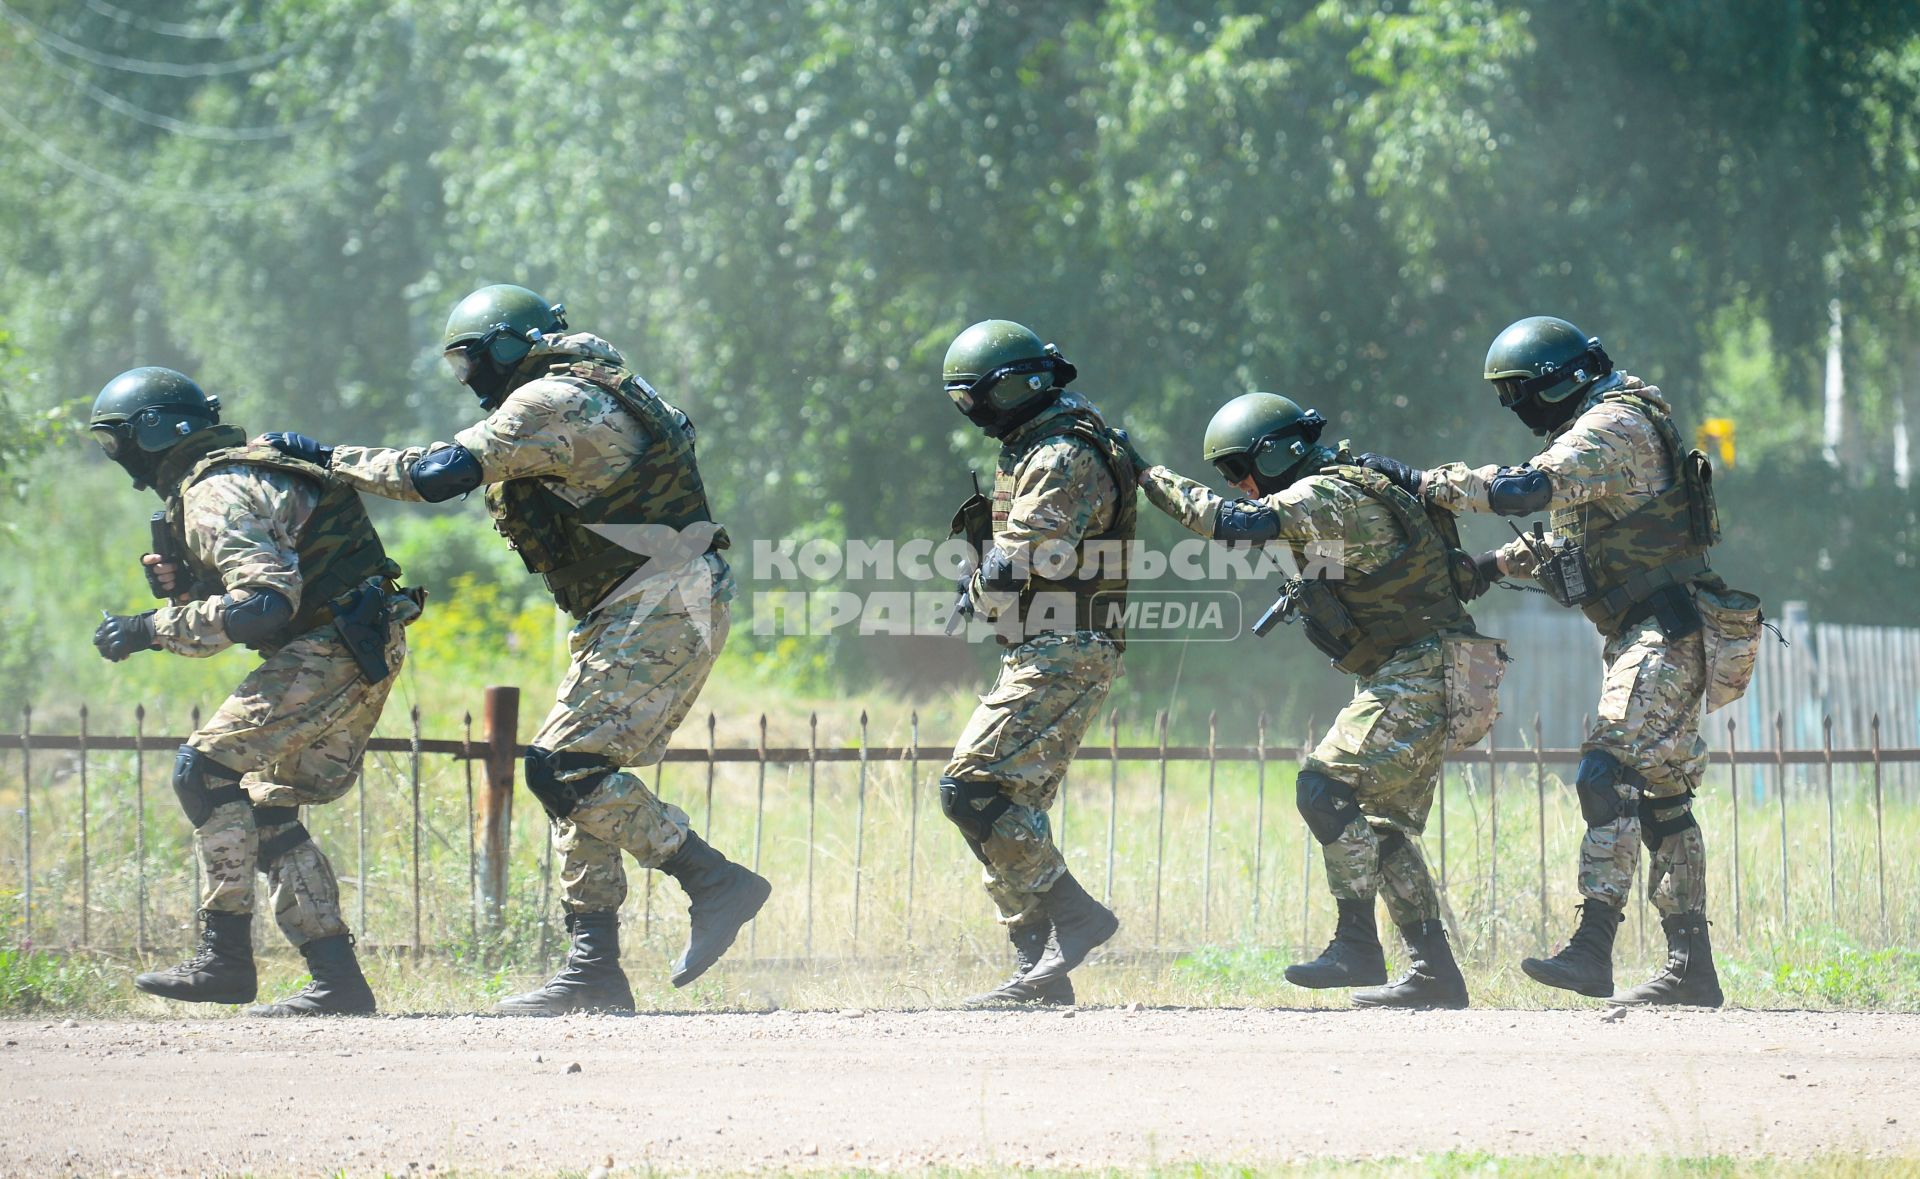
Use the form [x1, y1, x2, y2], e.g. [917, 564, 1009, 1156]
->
[1295, 770, 1360, 846]
[252, 804, 310, 872]
[524, 747, 618, 820]
[1574, 750, 1640, 828]
[939, 776, 1013, 843]
[171, 746, 246, 828]
[1638, 793, 1698, 852]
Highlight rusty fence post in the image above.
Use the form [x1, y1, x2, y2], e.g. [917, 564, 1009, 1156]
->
[1534, 714, 1546, 951]
[1487, 726, 1499, 959]
[1822, 714, 1836, 928]
[78, 706, 90, 956]
[751, 714, 767, 956]
[705, 712, 718, 837]
[1105, 711, 1119, 906]
[1153, 710, 1168, 948]
[1727, 717, 1742, 940]
[1203, 711, 1216, 942]
[410, 705, 424, 956]
[20, 705, 31, 942]
[463, 711, 476, 948]
[1871, 714, 1886, 936]
[906, 710, 919, 945]
[1254, 712, 1267, 940]
[853, 710, 869, 946]
[478, 686, 520, 936]
[135, 702, 148, 954]
[806, 712, 818, 959]
[1300, 715, 1314, 958]
[1775, 711, 1789, 931]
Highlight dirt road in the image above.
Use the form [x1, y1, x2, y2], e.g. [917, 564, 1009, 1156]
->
[5, 1008, 1916, 1174]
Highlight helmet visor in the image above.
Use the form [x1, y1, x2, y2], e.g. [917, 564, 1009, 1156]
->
[444, 346, 478, 385]
[944, 383, 977, 413]
[90, 423, 130, 458]
[1211, 451, 1255, 484]
[1493, 376, 1533, 408]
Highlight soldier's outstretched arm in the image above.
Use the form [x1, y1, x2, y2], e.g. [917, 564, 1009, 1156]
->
[1422, 404, 1645, 520]
[269, 392, 576, 504]
[147, 469, 313, 658]
[1135, 463, 1325, 545]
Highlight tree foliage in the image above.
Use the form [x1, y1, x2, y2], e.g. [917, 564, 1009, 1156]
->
[1, 0, 1915, 643]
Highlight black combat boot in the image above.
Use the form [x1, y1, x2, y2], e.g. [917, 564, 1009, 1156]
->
[134, 910, 258, 1005]
[1521, 899, 1622, 998]
[496, 911, 635, 1016]
[963, 921, 1076, 1007]
[248, 934, 378, 1017]
[1609, 911, 1724, 1008]
[1352, 919, 1469, 1009]
[1015, 871, 1118, 995]
[1285, 898, 1388, 989]
[658, 831, 772, 987]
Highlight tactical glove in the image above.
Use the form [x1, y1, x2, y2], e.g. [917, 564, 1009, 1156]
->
[1354, 452, 1422, 497]
[1112, 427, 1152, 480]
[94, 611, 158, 662]
[260, 432, 334, 468]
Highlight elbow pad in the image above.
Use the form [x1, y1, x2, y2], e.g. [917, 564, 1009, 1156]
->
[408, 445, 483, 502]
[978, 546, 1026, 593]
[1487, 466, 1552, 516]
[221, 588, 294, 644]
[1214, 499, 1281, 543]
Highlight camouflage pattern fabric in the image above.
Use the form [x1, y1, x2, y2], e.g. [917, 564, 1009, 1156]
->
[1579, 621, 1709, 913]
[968, 393, 1126, 626]
[1138, 458, 1497, 928]
[1423, 373, 1713, 917]
[149, 465, 317, 654]
[943, 631, 1121, 926]
[331, 333, 664, 507]
[538, 574, 732, 912]
[187, 610, 416, 945]
[1306, 636, 1450, 927]
[330, 331, 736, 915]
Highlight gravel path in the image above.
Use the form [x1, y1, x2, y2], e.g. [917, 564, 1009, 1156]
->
[5, 1008, 1917, 1174]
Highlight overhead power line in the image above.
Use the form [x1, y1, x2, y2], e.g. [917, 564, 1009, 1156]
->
[0, 0, 293, 78]
[80, 0, 267, 41]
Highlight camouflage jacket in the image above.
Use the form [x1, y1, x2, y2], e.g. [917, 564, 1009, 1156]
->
[147, 443, 320, 657]
[969, 393, 1129, 631]
[329, 332, 734, 614]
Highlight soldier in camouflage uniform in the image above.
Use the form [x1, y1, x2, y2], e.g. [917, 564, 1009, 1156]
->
[265, 285, 768, 1014]
[1134, 393, 1502, 1008]
[940, 320, 1132, 1006]
[90, 367, 414, 1016]
[1418, 315, 1744, 1007]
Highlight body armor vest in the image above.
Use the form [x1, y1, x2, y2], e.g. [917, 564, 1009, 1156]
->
[161, 429, 395, 652]
[483, 360, 728, 620]
[1290, 461, 1471, 677]
[1549, 391, 1718, 636]
[990, 409, 1138, 646]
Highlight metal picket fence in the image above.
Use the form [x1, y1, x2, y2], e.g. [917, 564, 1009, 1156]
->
[4, 685, 1919, 966]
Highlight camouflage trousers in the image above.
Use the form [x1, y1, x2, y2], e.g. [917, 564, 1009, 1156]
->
[1579, 621, 1710, 914]
[943, 631, 1121, 928]
[1303, 637, 1449, 928]
[188, 596, 414, 947]
[536, 568, 731, 913]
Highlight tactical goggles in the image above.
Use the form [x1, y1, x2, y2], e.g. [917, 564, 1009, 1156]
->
[89, 406, 211, 456]
[1491, 341, 1611, 408]
[944, 354, 1070, 413]
[444, 319, 555, 384]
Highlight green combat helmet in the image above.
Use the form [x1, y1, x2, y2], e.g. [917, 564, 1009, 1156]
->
[1202, 391, 1327, 492]
[442, 283, 569, 409]
[88, 367, 223, 489]
[1484, 315, 1614, 435]
[942, 319, 1077, 437]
